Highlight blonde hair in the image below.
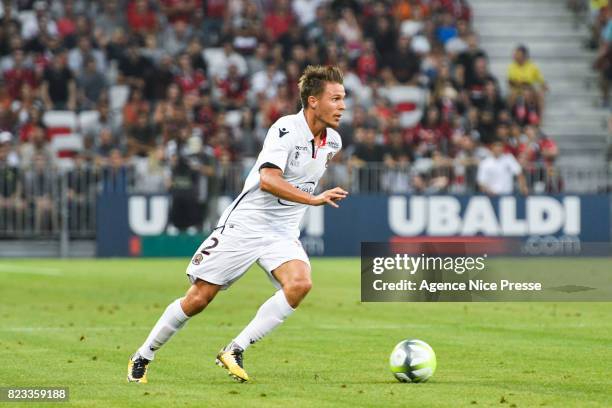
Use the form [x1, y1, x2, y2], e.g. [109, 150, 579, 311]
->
[298, 65, 344, 109]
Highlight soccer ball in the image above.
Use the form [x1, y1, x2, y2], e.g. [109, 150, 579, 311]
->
[389, 339, 436, 383]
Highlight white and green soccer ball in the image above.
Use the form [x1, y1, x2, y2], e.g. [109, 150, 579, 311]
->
[389, 339, 436, 383]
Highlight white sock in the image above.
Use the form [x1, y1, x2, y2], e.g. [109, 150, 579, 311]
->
[233, 290, 295, 351]
[137, 298, 189, 360]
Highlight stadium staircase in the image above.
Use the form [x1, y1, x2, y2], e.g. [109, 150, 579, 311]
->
[471, 0, 610, 167]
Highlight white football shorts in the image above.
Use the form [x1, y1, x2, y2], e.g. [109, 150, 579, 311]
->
[186, 226, 310, 290]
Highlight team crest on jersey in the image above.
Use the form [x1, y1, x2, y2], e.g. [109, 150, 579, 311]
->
[192, 253, 204, 265]
[325, 152, 334, 167]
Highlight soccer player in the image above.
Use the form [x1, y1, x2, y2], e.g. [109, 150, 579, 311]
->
[128, 65, 347, 383]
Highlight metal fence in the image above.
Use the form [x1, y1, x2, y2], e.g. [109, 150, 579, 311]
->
[0, 162, 610, 240]
[320, 162, 611, 195]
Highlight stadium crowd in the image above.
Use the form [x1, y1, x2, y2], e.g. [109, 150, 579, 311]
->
[0, 0, 561, 234]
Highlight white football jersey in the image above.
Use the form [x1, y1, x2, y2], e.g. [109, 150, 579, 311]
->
[215, 109, 342, 238]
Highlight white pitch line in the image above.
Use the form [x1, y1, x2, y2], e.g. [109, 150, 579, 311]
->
[0, 327, 149, 332]
[0, 264, 62, 276]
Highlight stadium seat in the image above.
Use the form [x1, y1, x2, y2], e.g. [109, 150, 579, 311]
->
[43, 111, 78, 130]
[109, 85, 130, 113]
[225, 110, 242, 129]
[379, 86, 427, 129]
[50, 133, 84, 158]
[78, 110, 101, 131]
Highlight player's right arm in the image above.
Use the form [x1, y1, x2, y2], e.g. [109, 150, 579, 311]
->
[260, 167, 348, 208]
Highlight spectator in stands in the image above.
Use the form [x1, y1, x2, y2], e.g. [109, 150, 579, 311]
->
[432, 72, 463, 126]
[452, 134, 481, 193]
[336, 8, 363, 57]
[507, 45, 548, 112]
[132, 146, 168, 194]
[261, 83, 294, 125]
[593, 10, 612, 106]
[382, 127, 413, 193]
[94, 0, 125, 39]
[194, 142, 217, 230]
[436, 12, 459, 45]
[3, 48, 37, 100]
[0, 2, 20, 55]
[13, 84, 43, 135]
[465, 55, 497, 109]
[15, 101, 42, 143]
[154, 84, 188, 144]
[94, 127, 117, 167]
[531, 130, 561, 193]
[122, 87, 150, 128]
[126, 0, 158, 37]
[477, 138, 528, 195]
[201, 0, 226, 46]
[216, 64, 249, 110]
[22, 152, 57, 233]
[126, 112, 156, 158]
[19, 125, 53, 169]
[0, 131, 24, 233]
[250, 60, 286, 103]
[21, 1, 58, 41]
[455, 31, 487, 88]
[264, 0, 295, 42]
[174, 52, 207, 98]
[117, 43, 149, 89]
[68, 36, 106, 74]
[77, 57, 107, 110]
[511, 84, 541, 126]
[82, 100, 120, 142]
[208, 40, 248, 81]
[66, 151, 96, 233]
[350, 125, 386, 192]
[41, 50, 76, 111]
[160, 0, 201, 25]
[186, 38, 208, 73]
[161, 20, 194, 57]
[480, 79, 507, 123]
[368, 14, 397, 61]
[100, 148, 130, 193]
[147, 54, 176, 101]
[167, 154, 200, 234]
[411, 106, 451, 157]
[384, 34, 421, 84]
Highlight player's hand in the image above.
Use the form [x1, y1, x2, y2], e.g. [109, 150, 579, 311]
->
[310, 187, 348, 208]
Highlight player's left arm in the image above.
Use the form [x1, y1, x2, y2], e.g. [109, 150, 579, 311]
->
[260, 167, 348, 207]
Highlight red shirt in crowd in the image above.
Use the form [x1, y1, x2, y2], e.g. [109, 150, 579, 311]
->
[264, 11, 294, 41]
[356, 53, 377, 82]
[217, 76, 248, 103]
[3, 67, 37, 99]
[175, 70, 206, 95]
[127, 1, 158, 34]
[160, 0, 202, 24]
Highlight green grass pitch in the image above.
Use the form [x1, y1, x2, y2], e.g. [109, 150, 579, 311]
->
[0, 258, 610, 407]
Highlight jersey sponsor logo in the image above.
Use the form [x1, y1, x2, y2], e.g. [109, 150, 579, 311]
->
[295, 145, 309, 151]
[327, 141, 340, 149]
[278, 182, 315, 206]
[279, 127, 289, 138]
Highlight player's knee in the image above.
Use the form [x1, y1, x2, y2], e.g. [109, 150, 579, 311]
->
[288, 278, 312, 296]
[184, 291, 211, 315]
